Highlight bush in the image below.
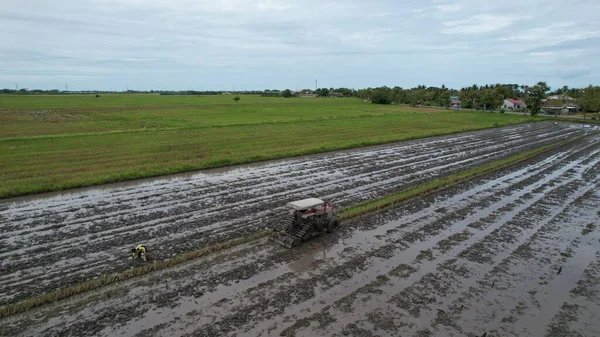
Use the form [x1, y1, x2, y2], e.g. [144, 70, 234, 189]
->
[233, 96, 240, 103]
[95, 94, 100, 98]
[500, 108, 505, 114]
[371, 89, 392, 105]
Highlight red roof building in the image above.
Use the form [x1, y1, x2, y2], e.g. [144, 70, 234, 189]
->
[503, 98, 526, 111]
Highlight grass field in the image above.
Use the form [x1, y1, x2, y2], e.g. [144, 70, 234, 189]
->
[0, 94, 542, 198]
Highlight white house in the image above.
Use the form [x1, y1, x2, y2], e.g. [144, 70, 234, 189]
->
[503, 98, 526, 111]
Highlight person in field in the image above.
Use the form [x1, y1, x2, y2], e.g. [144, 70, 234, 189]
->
[131, 244, 148, 261]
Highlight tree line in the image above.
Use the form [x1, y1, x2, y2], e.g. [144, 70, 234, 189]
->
[351, 83, 600, 115]
[3, 83, 599, 114]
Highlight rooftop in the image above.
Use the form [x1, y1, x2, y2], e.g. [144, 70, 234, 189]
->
[286, 198, 325, 210]
[506, 98, 524, 104]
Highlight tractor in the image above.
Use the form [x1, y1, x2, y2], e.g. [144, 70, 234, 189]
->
[271, 198, 340, 248]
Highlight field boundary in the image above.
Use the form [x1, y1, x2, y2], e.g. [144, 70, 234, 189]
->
[0, 134, 584, 318]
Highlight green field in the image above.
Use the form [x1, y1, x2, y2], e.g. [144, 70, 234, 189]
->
[0, 94, 541, 198]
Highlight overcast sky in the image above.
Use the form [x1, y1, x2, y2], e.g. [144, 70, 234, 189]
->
[2, 0, 599, 91]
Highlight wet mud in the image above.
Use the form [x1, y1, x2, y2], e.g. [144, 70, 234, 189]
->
[1, 124, 599, 336]
[0, 122, 585, 304]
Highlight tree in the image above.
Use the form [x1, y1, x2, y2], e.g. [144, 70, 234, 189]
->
[460, 87, 480, 109]
[233, 96, 240, 103]
[390, 86, 406, 104]
[335, 87, 354, 97]
[480, 87, 503, 111]
[358, 88, 372, 100]
[316, 88, 329, 97]
[370, 87, 392, 104]
[282, 89, 292, 98]
[524, 82, 550, 115]
[579, 85, 600, 119]
[438, 90, 451, 107]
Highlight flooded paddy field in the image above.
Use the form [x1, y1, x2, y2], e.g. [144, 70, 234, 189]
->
[1, 126, 599, 336]
[0, 122, 584, 304]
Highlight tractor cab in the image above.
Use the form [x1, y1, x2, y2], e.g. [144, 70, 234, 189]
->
[287, 198, 334, 219]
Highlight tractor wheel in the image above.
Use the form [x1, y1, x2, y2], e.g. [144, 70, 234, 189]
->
[326, 219, 340, 233]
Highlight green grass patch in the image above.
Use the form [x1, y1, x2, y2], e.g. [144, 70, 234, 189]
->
[559, 117, 600, 125]
[0, 95, 542, 198]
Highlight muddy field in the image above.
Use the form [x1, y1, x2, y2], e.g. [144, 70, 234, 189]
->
[0, 122, 592, 306]
[0, 122, 586, 305]
[0, 126, 599, 336]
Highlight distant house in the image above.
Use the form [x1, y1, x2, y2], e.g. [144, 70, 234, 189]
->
[299, 93, 317, 98]
[503, 98, 526, 111]
[328, 91, 342, 97]
[546, 94, 575, 101]
[542, 95, 578, 115]
[450, 96, 461, 108]
[542, 105, 579, 115]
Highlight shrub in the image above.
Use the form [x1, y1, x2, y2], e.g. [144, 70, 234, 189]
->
[370, 89, 392, 105]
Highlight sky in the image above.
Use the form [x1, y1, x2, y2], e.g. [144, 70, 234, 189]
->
[1, 0, 599, 91]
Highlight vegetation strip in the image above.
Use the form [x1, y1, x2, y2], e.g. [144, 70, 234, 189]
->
[0, 231, 271, 318]
[338, 136, 584, 221]
[0, 135, 583, 318]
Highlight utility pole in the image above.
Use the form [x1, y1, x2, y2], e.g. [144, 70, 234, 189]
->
[315, 79, 318, 91]
[15, 83, 18, 90]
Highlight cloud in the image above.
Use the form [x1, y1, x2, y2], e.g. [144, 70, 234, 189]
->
[411, 1, 462, 15]
[435, 4, 462, 12]
[529, 51, 555, 58]
[0, 0, 599, 90]
[410, 7, 427, 13]
[557, 66, 591, 80]
[442, 14, 527, 34]
[500, 22, 600, 44]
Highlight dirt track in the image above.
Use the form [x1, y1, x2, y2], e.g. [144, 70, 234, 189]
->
[0, 125, 599, 336]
